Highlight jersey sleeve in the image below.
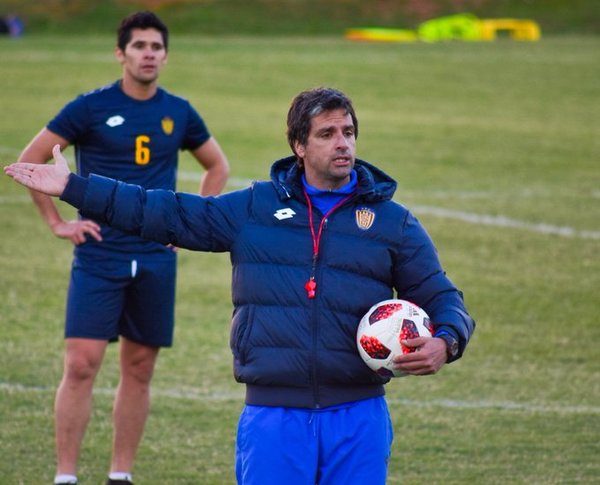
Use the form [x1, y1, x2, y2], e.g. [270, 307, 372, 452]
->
[181, 102, 211, 150]
[46, 95, 90, 143]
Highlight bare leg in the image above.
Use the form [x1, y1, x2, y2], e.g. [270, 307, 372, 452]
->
[55, 338, 108, 475]
[110, 337, 160, 473]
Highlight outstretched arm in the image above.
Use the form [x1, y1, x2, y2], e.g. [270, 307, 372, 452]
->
[7, 144, 244, 253]
[5, 144, 71, 196]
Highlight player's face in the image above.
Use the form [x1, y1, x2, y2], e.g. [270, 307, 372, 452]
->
[294, 109, 356, 190]
[116, 28, 167, 85]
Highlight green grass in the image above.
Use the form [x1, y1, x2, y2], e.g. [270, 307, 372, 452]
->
[1, 34, 599, 484]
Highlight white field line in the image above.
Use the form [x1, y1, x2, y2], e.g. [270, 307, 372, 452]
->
[1, 381, 598, 415]
[0, 194, 32, 203]
[1, 166, 598, 240]
[410, 204, 600, 240]
[0, 146, 24, 157]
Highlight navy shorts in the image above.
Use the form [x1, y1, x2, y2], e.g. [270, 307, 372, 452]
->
[235, 396, 393, 485]
[65, 252, 177, 347]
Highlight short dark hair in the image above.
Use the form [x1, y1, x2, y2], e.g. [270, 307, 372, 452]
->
[286, 87, 358, 157]
[117, 11, 169, 51]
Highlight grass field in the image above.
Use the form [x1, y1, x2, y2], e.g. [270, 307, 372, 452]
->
[1, 34, 599, 484]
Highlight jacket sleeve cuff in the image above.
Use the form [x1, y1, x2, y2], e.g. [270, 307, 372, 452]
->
[433, 326, 459, 341]
[59, 173, 88, 209]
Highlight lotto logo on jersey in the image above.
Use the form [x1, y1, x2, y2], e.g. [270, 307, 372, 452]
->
[106, 115, 125, 127]
[161, 117, 174, 135]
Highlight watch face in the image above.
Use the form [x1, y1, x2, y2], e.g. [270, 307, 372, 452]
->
[443, 335, 459, 357]
[449, 340, 459, 356]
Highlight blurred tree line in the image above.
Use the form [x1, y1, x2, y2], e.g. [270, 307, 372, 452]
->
[0, 0, 597, 35]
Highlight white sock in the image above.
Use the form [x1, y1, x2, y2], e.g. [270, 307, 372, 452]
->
[54, 475, 77, 484]
[108, 472, 133, 482]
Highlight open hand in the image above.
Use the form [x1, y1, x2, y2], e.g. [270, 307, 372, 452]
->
[4, 144, 71, 196]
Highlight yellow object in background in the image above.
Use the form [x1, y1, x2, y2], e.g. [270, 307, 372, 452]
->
[345, 28, 417, 43]
[479, 19, 541, 41]
[345, 14, 541, 43]
[417, 13, 483, 42]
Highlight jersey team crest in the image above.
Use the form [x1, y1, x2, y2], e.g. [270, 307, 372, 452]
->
[161, 116, 174, 135]
[355, 207, 375, 230]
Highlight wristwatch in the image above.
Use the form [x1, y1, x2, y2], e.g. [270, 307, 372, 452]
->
[437, 333, 459, 362]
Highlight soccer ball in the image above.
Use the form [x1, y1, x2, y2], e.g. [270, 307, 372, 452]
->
[356, 299, 434, 377]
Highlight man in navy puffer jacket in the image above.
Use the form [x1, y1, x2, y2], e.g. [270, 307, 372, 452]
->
[6, 87, 475, 485]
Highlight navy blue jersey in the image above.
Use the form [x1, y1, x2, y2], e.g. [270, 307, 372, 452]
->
[48, 80, 211, 257]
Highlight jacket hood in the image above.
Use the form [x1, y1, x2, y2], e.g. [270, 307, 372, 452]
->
[270, 155, 397, 203]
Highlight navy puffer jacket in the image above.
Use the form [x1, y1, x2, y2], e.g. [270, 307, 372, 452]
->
[62, 156, 475, 408]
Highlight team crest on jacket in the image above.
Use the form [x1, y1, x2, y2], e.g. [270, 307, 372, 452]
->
[161, 117, 174, 135]
[355, 207, 375, 230]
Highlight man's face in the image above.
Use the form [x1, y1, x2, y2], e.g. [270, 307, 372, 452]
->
[294, 108, 356, 190]
[115, 28, 167, 85]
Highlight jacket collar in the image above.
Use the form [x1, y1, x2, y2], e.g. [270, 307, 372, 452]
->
[270, 155, 397, 203]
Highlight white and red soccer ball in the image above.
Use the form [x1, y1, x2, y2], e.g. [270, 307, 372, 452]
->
[356, 299, 434, 377]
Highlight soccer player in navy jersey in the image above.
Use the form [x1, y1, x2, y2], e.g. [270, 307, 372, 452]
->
[16, 11, 229, 485]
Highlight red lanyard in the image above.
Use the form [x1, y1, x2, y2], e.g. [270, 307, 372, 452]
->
[303, 189, 354, 299]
